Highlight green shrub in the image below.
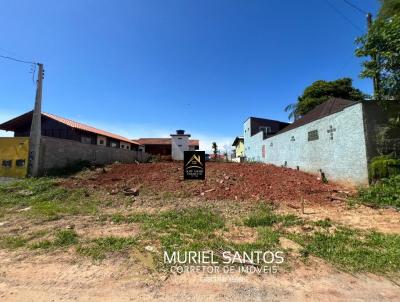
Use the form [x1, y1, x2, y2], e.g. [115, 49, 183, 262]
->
[357, 175, 400, 208]
[369, 155, 400, 181]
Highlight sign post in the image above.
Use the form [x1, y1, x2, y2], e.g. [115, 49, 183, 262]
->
[184, 151, 205, 180]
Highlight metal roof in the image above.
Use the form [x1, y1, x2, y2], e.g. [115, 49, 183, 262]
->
[0, 111, 139, 145]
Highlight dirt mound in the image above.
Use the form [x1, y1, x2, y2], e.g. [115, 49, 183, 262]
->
[66, 162, 343, 204]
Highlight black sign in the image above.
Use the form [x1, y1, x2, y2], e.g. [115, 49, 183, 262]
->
[184, 151, 205, 180]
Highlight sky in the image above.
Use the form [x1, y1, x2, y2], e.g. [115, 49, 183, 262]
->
[0, 0, 380, 151]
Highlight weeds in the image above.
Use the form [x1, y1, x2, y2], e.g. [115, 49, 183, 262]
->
[290, 227, 400, 273]
[356, 175, 400, 208]
[0, 235, 27, 249]
[77, 236, 137, 260]
[244, 205, 303, 228]
[0, 178, 98, 220]
[31, 229, 78, 249]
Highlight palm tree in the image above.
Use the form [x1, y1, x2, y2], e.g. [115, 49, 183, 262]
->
[212, 142, 218, 159]
[284, 103, 299, 121]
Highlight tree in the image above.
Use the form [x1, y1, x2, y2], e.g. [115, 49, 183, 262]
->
[378, 0, 400, 18]
[284, 78, 366, 120]
[211, 142, 218, 159]
[356, 8, 400, 100]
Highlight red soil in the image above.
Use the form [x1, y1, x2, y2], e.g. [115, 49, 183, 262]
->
[66, 162, 344, 204]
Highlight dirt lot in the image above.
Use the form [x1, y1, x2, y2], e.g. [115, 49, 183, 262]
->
[0, 162, 399, 301]
[65, 162, 345, 203]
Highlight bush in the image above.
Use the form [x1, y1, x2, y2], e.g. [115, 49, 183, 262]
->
[357, 175, 400, 208]
[369, 155, 400, 181]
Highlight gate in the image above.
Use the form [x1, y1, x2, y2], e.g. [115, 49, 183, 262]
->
[0, 137, 29, 178]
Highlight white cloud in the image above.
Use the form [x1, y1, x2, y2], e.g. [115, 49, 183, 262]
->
[0, 111, 18, 137]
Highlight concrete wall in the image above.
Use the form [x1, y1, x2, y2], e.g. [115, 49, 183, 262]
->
[38, 136, 149, 174]
[244, 103, 370, 185]
[171, 135, 189, 160]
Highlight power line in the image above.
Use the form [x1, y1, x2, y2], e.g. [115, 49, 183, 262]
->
[343, 0, 368, 15]
[0, 54, 36, 65]
[325, 0, 364, 32]
[0, 51, 39, 84]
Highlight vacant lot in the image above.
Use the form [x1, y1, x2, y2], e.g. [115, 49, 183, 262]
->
[0, 162, 399, 301]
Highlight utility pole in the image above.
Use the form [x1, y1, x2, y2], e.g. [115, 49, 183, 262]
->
[29, 63, 44, 177]
[367, 13, 380, 100]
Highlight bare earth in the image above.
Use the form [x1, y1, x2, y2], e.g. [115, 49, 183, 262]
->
[1, 163, 400, 301]
[0, 250, 399, 302]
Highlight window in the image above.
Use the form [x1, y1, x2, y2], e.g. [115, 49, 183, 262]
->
[110, 142, 117, 148]
[290, 136, 295, 142]
[308, 130, 319, 141]
[178, 137, 182, 140]
[2, 160, 12, 168]
[99, 140, 104, 145]
[178, 144, 182, 147]
[81, 136, 92, 144]
[16, 159, 26, 167]
[259, 126, 271, 135]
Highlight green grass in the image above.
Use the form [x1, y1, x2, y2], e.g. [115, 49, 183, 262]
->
[0, 178, 98, 220]
[314, 218, 333, 228]
[355, 175, 400, 208]
[244, 205, 303, 228]
[289, 227, 400, 273]
[106, 208, 226, 255]
[77, 236, 137, 260]
[0, 235, 27, 249]
[31, 229, 79, 249]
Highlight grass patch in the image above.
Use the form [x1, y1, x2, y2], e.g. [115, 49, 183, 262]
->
[290, 227, 400, 273]
[0, 235, 27, 249]
[31, 229, 78, 249]
[77, 236, 137, 260]
[355, 175, 400, 208]
[105, 208, 226, 255]
[244, 205, 303, 227]
[0, 178, 98, 220]
[314, 218, 332, 228]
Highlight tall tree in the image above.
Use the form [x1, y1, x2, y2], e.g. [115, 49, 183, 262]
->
[355, 1, 400, 100]
[285, 78, 365, 120]
[378, 0, 400, 18]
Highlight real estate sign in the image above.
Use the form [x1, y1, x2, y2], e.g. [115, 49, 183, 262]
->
[184, 151, 205, 180]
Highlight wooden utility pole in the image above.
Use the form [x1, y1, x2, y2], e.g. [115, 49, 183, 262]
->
[29, 63, 44, 177]
[367, 13, 380, 99]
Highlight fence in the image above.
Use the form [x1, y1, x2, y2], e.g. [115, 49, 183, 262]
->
[38, 136, 149, 175]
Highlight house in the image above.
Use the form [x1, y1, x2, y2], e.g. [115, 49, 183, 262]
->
[0, 111, 140, 150]
[0, 111, 146, 177]
[136, 130, 199, 160]
[243, 97, 397, 185]
[231, 136, 244, 162]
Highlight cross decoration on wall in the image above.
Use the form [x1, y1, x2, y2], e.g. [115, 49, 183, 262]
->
[327, 125, 336, 140]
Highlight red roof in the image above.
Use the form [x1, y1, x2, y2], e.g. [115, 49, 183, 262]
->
[41, 112, 138, 145]
[136, 138, 199, 146]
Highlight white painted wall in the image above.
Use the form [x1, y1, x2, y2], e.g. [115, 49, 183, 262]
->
[244, 103, 369, 185]
[171, 135, 189, 160]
